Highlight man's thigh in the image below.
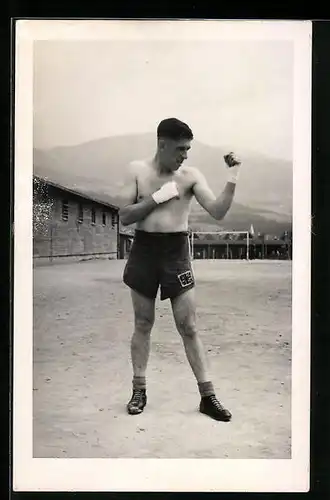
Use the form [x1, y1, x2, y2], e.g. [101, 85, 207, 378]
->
[123, 243, 159, 300]
[160, 258, 195, 301]
[131, 289, 156, 325]
[170, 287, 197, 329]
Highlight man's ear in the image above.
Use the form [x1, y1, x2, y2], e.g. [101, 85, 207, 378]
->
[158, 138, 166, 151]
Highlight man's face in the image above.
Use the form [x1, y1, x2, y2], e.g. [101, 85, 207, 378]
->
[158, 138, 192, 172]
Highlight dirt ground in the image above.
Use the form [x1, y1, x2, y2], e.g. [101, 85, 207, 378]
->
[33, 258, 292, 459]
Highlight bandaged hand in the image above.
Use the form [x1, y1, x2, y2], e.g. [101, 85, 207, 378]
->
[151, 181, 179, 204]
[224, 152, 241, 184]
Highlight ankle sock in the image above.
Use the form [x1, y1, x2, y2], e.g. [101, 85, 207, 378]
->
[198, 381, 215, 397]
[133, 376, 146, 390]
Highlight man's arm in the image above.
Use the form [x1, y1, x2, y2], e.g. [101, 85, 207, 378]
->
[192, 153, 241, 221]
[120, 198, 159, 227]
[118, 163, 179, 226]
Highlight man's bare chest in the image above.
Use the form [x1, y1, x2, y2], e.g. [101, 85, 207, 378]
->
[136, 170, 194, 201]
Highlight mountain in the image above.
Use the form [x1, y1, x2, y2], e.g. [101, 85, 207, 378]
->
[33, 133, 292, 235]
[189, 201, 291, 234]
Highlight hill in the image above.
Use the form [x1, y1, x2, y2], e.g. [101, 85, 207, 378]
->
[33, 133, 292, 235]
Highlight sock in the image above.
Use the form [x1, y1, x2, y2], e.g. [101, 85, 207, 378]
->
[133, 376, 146, 391]
[198, 381, 215, 398]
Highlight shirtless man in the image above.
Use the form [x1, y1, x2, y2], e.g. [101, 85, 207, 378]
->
[118, 118, 241, 421]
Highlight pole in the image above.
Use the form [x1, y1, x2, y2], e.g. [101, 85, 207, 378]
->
[116, 213, 120, 259]
[191, 231, 194, 260]
[247, 231, 249, 261]
[50, 225, 53, 262]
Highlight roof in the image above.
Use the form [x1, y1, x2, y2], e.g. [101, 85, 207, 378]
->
[193, 238, 287, 246]
[119, 232, 134, 238]
[34, 175, 119, 212]
[119, 225, 135, 236]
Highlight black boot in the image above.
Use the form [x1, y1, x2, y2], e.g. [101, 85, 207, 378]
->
[127, 389, 147, 415]
[199, 395, 232, 422]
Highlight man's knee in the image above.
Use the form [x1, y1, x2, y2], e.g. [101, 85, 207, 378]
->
[135, 313, 154, 334]
[176, 318, 197, 339]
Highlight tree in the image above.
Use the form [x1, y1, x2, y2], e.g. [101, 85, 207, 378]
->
[33, 178, 54, 236]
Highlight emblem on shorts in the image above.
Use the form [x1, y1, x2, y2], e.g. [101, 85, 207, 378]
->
[177, 270, 194, 287]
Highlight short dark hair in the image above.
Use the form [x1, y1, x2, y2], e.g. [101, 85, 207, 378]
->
[157, 118, 193, 141]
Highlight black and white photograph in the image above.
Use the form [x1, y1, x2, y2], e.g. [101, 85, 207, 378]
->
[14, 19, 311, 492]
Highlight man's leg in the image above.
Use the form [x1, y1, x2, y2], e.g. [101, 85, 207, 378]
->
[127, 289, 155, 415]
[171, 288, 232, 422]
[171, 288, 210, 383]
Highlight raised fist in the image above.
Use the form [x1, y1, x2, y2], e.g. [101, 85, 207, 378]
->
[224, 152, 241, 184]
[224, 152, 241, 168]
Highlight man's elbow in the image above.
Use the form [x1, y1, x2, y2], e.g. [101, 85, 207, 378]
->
[120, 219, 130, 227]
[213, 212, 225, 221]
[118, 208, 130, 226]
[211, 206, 229, 221]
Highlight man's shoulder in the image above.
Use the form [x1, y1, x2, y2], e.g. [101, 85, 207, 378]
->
[180, 165, 202, 178]
[128, 159, 151, 173]
[127, 160, 150, 177]
[129, 158, 151, 167]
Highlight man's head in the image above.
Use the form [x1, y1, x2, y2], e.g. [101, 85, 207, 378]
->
[156, 118, 193, 172]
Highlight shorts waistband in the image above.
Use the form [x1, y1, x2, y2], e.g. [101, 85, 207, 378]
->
[134, 230, 189, 238]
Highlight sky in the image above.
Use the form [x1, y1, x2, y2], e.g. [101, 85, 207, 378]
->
[33, 39, 293, 160]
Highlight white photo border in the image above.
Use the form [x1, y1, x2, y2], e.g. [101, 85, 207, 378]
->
[13, 19, 312, 492]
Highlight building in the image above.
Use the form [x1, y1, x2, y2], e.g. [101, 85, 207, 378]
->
[192, 236, 292, 260]
[33, 174, 291, 263]
[118, 226, 134, 259]
[33, 175, 121, 261]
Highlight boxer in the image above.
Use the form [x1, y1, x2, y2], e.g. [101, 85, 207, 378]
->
[118, 118, 241, 421]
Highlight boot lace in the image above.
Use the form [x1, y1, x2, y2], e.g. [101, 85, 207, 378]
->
[209, 395, 226, 411]
[131, 389, 144, 405]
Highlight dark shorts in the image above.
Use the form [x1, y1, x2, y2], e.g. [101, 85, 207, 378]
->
[123, 230, 195, 301]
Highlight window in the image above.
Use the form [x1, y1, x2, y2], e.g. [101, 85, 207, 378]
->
[62, 200, 69, 221]
[91, 207, 96, 224]
[102, 211, 106, 226]
[111, 213, 116, 229]
[77, 203, 83, 223]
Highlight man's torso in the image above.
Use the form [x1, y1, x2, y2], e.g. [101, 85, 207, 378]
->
[133, 160, 197, 233]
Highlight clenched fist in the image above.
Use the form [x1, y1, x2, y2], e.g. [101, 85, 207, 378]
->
[224, 152, 241, 184]
[224, 152, 241, 167]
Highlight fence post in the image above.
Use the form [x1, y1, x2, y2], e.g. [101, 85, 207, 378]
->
[50, 225, 53, 262]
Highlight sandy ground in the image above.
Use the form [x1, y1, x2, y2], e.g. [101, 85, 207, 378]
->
[33, 259, 292, 459]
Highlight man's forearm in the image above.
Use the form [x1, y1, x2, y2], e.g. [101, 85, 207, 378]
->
[210, 181, 236, 220]
[119, 196, 158, 226]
